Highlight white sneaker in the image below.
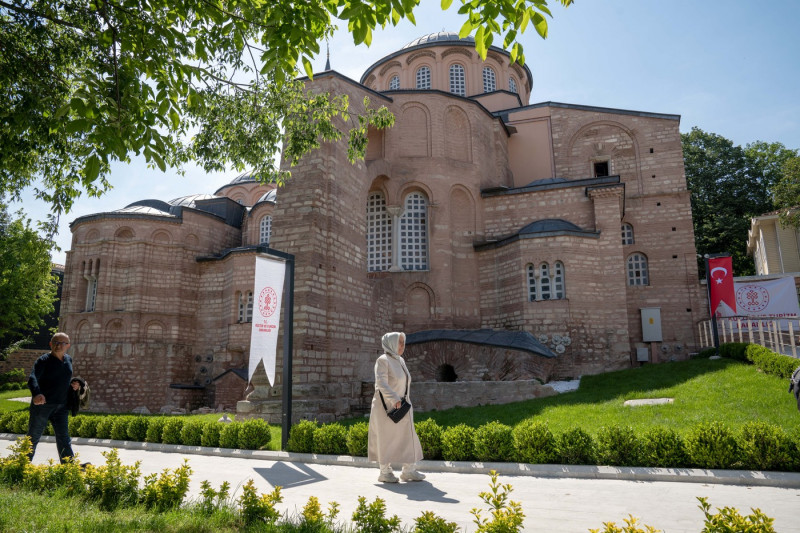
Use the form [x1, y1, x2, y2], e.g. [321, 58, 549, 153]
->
[378, 471, 399, 483]
[400, 470, 426, 482]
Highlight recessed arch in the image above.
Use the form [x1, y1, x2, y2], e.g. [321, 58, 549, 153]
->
[566, 120, 643, 194]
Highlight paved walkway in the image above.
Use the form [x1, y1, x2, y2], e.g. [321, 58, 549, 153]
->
[1, 434, 799, 532]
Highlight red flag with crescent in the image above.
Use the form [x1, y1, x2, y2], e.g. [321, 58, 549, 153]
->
[708, 257, 736, 316]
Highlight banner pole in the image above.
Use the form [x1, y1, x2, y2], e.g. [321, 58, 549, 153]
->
[281, 254, 295, 451]
[705, 256, 720, 355]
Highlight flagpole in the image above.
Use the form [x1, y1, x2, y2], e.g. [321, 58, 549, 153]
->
[704, 252, 731, 356]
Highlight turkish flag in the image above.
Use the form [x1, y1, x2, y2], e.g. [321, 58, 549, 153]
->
[708, 257, 736, 316]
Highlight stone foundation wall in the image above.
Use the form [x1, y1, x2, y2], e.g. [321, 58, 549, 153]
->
[0, 349, 41, 376]
[391, 380, 557, 413]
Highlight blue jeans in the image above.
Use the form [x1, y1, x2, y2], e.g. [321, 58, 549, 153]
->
[27, 403, 74, 463]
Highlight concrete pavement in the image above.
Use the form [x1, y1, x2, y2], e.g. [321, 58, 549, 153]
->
[1, 434, 799, 532]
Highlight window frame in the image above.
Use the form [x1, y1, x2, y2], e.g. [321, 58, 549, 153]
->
[259, 215, 272, 246]
[415, 66, 431, 89]
[627, 253, 650, 286]
[449, 63, 466, 96]
[399, 192, 429, 271]
[366, 192, 392, 272]
[389, 75, 400, 90]
[482, 66, 496, 93]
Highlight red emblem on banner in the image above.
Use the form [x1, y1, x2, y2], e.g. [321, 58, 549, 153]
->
[708, 257, 736, 316]
[258, 287, 278, 318]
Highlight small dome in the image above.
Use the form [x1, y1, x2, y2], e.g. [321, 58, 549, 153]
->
[255, 189, 277, 205]
[168, 194, 219, 208]
[114, 205, 176, 217]
[520, 219, 584, 235]
[228, 171, 256, 185]
[402, 32, 474, 49]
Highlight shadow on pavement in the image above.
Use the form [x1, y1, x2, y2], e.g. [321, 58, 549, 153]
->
[255, 461, 327, 488]
[376, 480, 460, 504]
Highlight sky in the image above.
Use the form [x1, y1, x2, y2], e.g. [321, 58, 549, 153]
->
[13, 0, 800, 265]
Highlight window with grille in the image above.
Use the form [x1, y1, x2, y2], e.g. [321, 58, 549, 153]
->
[483, 67, 496, 92]
[400, 192, 429, 271]
[260, 215, 272, 246]
[237, 292, 245, 322]
[366, 192, 392, 272]
[539, 263, 551, 300]
[389, 75, 400, 90]
[527, 264, 537, 301]
[554, 261, 565, 299]
[449, 64, 465, 96]
[627, 253, 649, 286]
[621, 223, 634, 245]
[416, 66, 431, 89]
[245, 291, 254, 322]
[86, 278, 97, 311]
[509, 77, 518, 93]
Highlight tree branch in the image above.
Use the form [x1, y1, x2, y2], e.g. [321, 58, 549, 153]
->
[0, 0, 84, 30]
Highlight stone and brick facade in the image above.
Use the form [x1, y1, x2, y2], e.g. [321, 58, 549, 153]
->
[61, 32, 706, 420]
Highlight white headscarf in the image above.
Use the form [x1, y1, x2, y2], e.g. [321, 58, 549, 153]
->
[381, 331, 405, 358]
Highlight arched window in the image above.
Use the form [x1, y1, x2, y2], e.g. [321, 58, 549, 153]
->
[415, 66, 431, 89]
[621, 223, 634, 245]
[245, 291, 254, 322]
[527, 264, 537, 301]
[85, 258, 99, 312]
[237, 292, 245, 322]
[400, 192, 429, 271]
[366, 192, 392, 272]
[627, 253, 649, 286]
[449, 64, 465, 96]
[482, 67, 496, 92]
[554, 261, 565, 299]
[259, 215, 272, 246]
[539, 263, 551, 300]
[389, 75, 400, 90]
[508, 77, 518, 94]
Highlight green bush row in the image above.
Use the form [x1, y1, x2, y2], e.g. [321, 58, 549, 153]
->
[0, 382, 25, 391]
[704, 342, 799, 379]
[287, 418, 800, 472]
[0, 368, 26, 385]
[0, 413, 271, 451]
[0, 437, 776, 532]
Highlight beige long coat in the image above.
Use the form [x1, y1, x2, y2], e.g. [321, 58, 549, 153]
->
[367, 353, 423, 465]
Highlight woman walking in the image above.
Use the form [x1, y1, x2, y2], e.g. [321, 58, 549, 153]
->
[367, 331, 425, 483]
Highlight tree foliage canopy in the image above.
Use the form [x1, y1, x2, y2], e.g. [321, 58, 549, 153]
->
[770, 156, 800, 228]
[1, 0, 572, 219]
[682, 127, 798, 276]
[0, 201, 58, 346]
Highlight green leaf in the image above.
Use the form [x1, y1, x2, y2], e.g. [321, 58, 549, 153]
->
[459, 19, 474, 38]
[532, 12, 548, 39]
[441, 0, 453, 9]
[302, 56, 314, 79]
[85, 155, 101, 182]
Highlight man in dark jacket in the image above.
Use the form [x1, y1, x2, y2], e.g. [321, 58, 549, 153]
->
[27, 332, 80, 462]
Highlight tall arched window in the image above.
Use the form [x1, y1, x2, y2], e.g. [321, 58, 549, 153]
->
[366, 192, 392, 272]
[400, 192, 429, 271]
[627, 253, 649, 286]
[237, 292, 245, 322]
[539, 263, 551, 300]
[554, 261, 565, 299]
[482, 67, 496, 92]
[245, 291, 254, 322]
[415, 66, 431, 89]
[259, 215, 272, 245]
[527, 264, 537, 301]
[621, 223, 634, 245]
[389, 75, 400, 90]
[508, 77, 518, 94]
[449, 64, 465, 96]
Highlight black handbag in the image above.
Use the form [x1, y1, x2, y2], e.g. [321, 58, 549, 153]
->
[378, 366, 412, 423]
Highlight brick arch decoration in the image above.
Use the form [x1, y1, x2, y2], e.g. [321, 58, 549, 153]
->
[75, 319, 92, 343]
[397, 181, 434, 207]
[444, 105, 472, 162]
[85, 229, 100, 243]
[185, 233, 199, 249]
[406, 50, 436, 65]
[114, 226, 135, 240]
[396, 103, 431, 157]
[144, 320, 165, 342]
[566, 120, 643, 195]
[379, 60, 402, 76]
[151, 229, 172, 244]
[405, 282, 435, 321]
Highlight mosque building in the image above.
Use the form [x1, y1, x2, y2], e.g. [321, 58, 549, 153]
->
[60, 33, 706, 418]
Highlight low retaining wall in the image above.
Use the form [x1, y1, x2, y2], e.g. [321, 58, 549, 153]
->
[408, 380, 557, 413]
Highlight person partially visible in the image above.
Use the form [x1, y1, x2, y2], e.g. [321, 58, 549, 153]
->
[27, 332, 80, 462]
[367, 331, 425, 483]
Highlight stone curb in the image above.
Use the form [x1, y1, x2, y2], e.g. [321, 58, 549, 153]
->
[3, 433, 799, 488]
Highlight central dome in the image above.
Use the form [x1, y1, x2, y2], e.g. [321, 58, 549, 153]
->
[401, 32, 474, 49]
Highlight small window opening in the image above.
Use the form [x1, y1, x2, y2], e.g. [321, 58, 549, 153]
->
[436, 364, 458, 382]
[594, 161, 609, 177]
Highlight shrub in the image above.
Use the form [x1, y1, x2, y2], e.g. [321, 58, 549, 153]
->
[84, 448, 141, 510]
[470, 470, 525, 533]
[351, 496, 402, 533]
[140, 459, 192, 512]
[200, 421, 223, 448]
[10, 411, 29, 435]
[474, 421, 514, 463]
[745, 344, 798, 378]
[595, 425, 642, 466]
[686, 421, 738, 469]
[238, 418, 272, 450]
[299, 495, 340, 530]
[312, 423, 348, 455]
[588, 515, 662, 533]
[287, 419, 318, 453]
[414, 511, 460, 533]
[145, 417, 167, 443]
[161, 418, 184, 445]
[416, 418, 443, 460]
[441, 424, 475, 462]
[218, 422, 241, 449]
[198, 480, 231, 515]
[126, 417, 149, 442]
[239, 479, 282, 526]
[698, 497, 776, 532]
[558, 426, 595, 465]
[0, 411, 15, 432]
[738, 421, 792, 471]
[110, 416, 134, 441]
[180, 420, 205, 446]
[95, 417, 115, 439]
[641, 427, 686, 468]
[77, 416, 100, 438]
[0, 368, 26, 385]
[718, 342, 748, 361]
[346, 421, 369, 457]
[513, 420, 557, 464]
[68, 415, 84, 437]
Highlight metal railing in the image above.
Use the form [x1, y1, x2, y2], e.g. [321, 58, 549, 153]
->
[698, 316, 799, 358]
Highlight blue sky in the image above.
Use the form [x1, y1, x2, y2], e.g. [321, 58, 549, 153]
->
[14, 0, 800, 264]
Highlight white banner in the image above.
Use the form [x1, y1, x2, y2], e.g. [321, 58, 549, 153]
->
[718, 277, 800, 330]
[249, 255, 286, 385]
